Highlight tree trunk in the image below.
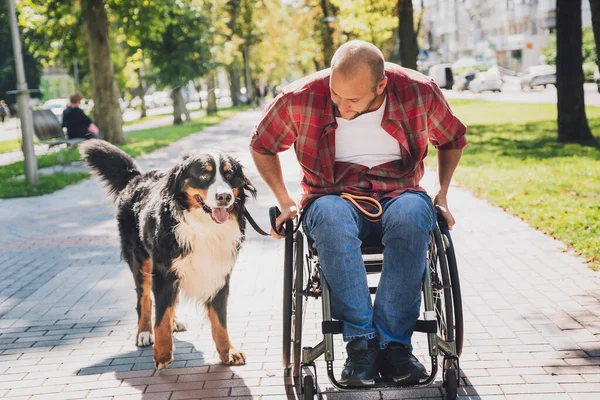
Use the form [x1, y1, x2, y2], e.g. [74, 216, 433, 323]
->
[227, 60, 242, 106]
[556, 0, 594, 143]
[207, 71, 218, 115]
[589, 0, 600, 72]
[243, 46, 254, 103]
[134, 68, 147, 118]
[398, 0, 418, 70]
[81, 0, 124, 144]
[171, 88, 188, 125]
[319, 0, 337, 67]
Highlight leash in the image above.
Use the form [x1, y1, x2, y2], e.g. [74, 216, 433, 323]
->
[242, 193, 383, 237]
[194, 193, 296, 237]
[340, 192, 382, 222]
[244, 206, 304, 237]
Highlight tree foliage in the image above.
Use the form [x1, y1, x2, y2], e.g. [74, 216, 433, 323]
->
[0, 2, 43, 106]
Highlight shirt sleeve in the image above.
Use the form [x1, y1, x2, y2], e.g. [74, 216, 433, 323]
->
[250, 93, 297, 155]
[426, 81, 467, 150]
[80, 109, 92, 126]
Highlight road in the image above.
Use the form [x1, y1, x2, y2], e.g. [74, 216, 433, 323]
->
[444, 76, 600, 106]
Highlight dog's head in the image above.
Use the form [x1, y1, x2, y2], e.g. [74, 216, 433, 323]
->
[166, 152, 256, 224]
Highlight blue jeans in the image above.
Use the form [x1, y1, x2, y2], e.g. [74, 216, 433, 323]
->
[303, 191, 435, 350]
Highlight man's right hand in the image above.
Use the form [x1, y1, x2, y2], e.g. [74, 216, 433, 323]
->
[271, 202, 298, 239]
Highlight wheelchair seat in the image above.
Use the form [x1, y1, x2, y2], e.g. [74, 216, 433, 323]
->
[306, 233, 384, 256]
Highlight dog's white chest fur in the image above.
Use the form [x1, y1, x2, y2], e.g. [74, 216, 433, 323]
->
[172, 210, 241, 303]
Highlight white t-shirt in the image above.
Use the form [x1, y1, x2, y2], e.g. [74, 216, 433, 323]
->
[334, 97, 401, 168]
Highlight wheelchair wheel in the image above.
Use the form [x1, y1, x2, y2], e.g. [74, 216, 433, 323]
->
[282, 221, 294, 370]
[431, 225, 464, 357]
[291, 231, 306, 377]
[438, 220, 464, 356]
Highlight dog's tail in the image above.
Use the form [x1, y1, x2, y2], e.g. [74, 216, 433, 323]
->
[79, 139, 142, 198]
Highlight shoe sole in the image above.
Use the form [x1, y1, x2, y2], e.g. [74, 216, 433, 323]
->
[338, 378, 376, 386]
[381, 371, 427, 385]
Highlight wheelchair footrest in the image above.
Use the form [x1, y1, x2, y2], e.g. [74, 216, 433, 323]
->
[322, 321, 342, 335]
[414, 320, 437, 334]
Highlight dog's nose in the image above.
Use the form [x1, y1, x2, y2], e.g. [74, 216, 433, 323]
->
[216, 192, 232, 203]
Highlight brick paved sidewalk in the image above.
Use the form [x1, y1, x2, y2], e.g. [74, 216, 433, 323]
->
[0, 110, 598, 400]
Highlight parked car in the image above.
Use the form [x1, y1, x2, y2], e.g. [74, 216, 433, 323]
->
[41, 98, 69, 123]
[152, 91, 172, 107]
[520, 65, 556, 90]
[428, 63, 454, 90]
[452, 72, 476, 91]
[468, 71, 503, 93]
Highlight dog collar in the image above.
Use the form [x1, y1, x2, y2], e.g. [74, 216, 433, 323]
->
[194, 194, 213, 215]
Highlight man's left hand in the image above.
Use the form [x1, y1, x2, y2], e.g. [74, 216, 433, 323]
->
[433, 193, 455, 230]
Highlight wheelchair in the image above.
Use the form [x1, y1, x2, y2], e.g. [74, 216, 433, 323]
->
[279, 210, 464, 400]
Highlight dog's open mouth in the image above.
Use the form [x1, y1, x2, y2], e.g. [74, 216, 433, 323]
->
[194, 194, 231, 224]
[211, 208, 229, 224]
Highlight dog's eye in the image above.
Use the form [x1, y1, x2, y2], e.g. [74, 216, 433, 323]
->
[199, 173, 211, 180]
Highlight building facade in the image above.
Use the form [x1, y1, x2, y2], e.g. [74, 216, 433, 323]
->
[421, 0, 592, 72]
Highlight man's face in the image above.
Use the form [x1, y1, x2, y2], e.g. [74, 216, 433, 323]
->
[330, 67, 386, 120]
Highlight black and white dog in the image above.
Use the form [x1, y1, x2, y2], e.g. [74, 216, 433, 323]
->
[80, 139, 256, 369]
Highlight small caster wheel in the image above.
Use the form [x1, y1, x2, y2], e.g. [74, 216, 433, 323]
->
[444, 368, 458, 400]
[303, 374, 315, 399]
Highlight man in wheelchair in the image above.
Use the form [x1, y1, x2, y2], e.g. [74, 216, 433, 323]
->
[250, 40, 466, 387]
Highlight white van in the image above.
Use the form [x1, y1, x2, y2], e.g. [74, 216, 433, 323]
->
[427, 64, 454, 90]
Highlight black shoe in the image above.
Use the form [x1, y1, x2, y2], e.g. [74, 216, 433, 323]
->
[379, 343, 428, 384]
[339, 338, 379, 386]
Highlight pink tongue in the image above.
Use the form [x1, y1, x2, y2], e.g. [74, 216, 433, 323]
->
[211, 208, 229, 224]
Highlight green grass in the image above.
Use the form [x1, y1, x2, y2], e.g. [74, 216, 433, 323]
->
[0, 138, 25, 154]
[0, 106, 250, 199]
[440, 100, 600, 268]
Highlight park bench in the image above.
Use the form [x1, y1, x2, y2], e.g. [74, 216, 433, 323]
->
[32, 109, 85, 165]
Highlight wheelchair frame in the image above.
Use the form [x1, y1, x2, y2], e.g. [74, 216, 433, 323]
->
[281, 214, 464, 400]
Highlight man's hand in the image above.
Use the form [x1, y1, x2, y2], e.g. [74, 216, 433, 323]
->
[272, 201, 298, 239]
[433, 193, 455, 230]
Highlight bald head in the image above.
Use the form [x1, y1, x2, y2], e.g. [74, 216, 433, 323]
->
[330, 40, 385, 89]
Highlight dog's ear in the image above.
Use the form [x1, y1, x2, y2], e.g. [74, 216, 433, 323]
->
[166, 164, 183, 194]
[166, 157, 191, 195]
[240, 168, 257, 199]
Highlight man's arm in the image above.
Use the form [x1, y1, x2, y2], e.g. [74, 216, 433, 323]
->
[434, 148, 463, 229]
[250, 149, 298, 238]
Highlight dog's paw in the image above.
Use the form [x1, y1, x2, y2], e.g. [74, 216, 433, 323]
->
[136, 331, 154, 347]
[154, 352, 174, 370]
[155, 358, 173, 371]
[220, 348, 246, 365]
[173, 318, 188, 332]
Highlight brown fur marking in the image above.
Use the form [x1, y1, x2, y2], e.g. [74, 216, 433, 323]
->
[207, 305, 246, 365]
[137, 259, 153, 337]
[154, 306, 174, 369]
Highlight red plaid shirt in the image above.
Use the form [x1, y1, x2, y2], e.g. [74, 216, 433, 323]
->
[250, 63, 467, 209]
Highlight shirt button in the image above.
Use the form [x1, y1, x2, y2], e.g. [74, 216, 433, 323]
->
[372, 193, 379, 198]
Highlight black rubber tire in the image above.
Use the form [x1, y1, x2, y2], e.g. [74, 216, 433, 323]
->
[303, 375, 315, 399]
[282, 221, 294, 370]
[292, 231, 305, 377]
[432, 227, 455, 347]
[438, 221, 464, 356]
[444, 368, 458, 400]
